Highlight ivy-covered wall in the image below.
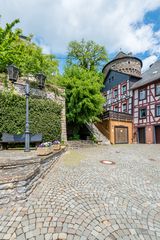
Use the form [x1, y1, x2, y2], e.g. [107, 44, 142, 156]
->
[0, 91, 62, 142]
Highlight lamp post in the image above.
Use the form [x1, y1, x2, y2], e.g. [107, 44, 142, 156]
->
[7, 65, 46, 152]
[24, 79, 30, 152]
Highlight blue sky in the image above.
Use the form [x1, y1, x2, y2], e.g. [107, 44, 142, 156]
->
[0, 0, 160, 73]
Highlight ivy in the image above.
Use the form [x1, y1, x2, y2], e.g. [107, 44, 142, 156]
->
[0, 91, 62, 142]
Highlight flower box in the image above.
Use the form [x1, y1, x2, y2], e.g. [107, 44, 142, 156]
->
[52, 140, 61, 151]
[36, 146, 52, 156]
[52, 144, 61, 151]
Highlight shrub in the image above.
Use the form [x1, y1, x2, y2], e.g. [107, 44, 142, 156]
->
[0, 91, 62, 142]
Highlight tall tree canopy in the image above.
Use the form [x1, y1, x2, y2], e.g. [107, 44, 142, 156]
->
[0, 18, 58, 82]
[67, 39, 108, 71]
[60, 65, 105, 125]
[59, 39, 108, 131]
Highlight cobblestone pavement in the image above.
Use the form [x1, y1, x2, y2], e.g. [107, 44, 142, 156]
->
[0, 144, 160, 240]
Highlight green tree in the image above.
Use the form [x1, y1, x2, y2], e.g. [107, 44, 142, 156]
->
[60, 66, 105, 126]
[67, 39, 108, 71]
[0, 18, 58, 82]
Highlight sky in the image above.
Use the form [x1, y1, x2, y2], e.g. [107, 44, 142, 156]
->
[0, 0, 160, 73]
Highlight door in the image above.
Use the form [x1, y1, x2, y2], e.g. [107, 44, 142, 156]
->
[155, 126, 160, 143]
[138, 127, 146, 143]
[115, 126, 128, 144]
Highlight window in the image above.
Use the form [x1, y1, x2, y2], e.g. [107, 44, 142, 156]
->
[122, 85, 127, 94]
[139, 108, 147, 119]
[114, 105, 118, 112]
[122, 103, 127, 112]
[114, 89, 118, 98]
[109, 78, 111, 83]
[156, 105, 160, 117]
[155, 83, 160, 96]
[112, 76, 114, 81]
[139, 89, 146, 100]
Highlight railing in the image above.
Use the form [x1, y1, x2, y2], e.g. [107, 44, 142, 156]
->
[102, 110, 133, 121]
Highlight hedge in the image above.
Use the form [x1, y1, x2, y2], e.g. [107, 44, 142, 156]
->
[0, 91, 62, 142]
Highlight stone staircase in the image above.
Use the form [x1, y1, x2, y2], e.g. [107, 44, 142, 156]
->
[86, 123, 110, 145]
[67, 140, 96, 149]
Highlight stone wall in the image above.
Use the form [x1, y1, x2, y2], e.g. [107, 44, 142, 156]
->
[0, 149, 66, 205]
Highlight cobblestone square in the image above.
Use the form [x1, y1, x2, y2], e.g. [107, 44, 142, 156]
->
[0, 144, 160, 240]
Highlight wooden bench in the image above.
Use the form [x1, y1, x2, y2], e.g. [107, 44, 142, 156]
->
[0, 133, 42, 149]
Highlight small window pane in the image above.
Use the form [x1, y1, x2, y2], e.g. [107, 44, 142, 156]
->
[139, 89, 146, 100]
[122, 85, 127, 94]
[122, 103, 127, 112]
[156, 105, 160, 116]
[114, 106, 118, 112]
[156, 84, 160, 96]
[114, 89, 118, 97]
[140, 108, 147, 118]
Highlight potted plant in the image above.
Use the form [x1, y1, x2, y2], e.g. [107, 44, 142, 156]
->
[36, 142, 52, 156]
[52, 140, 61, 151]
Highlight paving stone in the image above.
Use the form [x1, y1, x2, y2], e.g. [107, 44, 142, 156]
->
[0, 145, 160, 240]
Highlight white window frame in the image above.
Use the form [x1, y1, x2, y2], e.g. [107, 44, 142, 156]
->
[156, 84, 160, 96]
[114, 89, 118, 98]
[139, 108, 147, 119]
[156, 105, 160, 117]
[139, 89, 146, 100]
[114, 105, 118, 112]
[122, 103, 127, 112]
[122, 85, 127, 94]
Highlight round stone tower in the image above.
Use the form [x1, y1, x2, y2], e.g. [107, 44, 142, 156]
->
[102, 51, 142, 78]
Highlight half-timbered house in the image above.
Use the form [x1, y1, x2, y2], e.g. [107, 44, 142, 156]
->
[97, 51, 142, 144]
[131, 61, 160, 144]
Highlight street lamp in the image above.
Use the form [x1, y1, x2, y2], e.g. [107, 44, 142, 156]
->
[7, 65, 46, 152]
[7, 65, 19, 83]
[35, 73, 46, 89]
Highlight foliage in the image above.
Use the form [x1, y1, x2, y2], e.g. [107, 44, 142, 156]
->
[0, 91, 62, 142]
[67, 39, 108, 71]
[0, 18, 58, 82]
[60, 66, 105, 126]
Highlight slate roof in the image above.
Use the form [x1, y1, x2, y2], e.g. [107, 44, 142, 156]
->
[113, 51, 132, 59]
[131, 60, 160, 89]
[102, 51, 142, 73]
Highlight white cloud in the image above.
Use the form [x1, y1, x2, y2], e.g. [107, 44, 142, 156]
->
[0, 0, 160, 57]
[142, 55, 158, 72]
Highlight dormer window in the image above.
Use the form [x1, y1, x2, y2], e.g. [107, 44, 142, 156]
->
[139, 89, 146, 100]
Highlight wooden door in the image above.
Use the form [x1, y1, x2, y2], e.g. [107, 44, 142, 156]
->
[115, 126, 128, 144]
[155, 126, 160, 144]
[138, 127, 145, 143]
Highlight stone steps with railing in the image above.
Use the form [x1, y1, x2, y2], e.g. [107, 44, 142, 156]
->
[86, 123, 110, 145]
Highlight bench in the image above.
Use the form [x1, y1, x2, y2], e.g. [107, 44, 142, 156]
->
[0, 133, 42, 149]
